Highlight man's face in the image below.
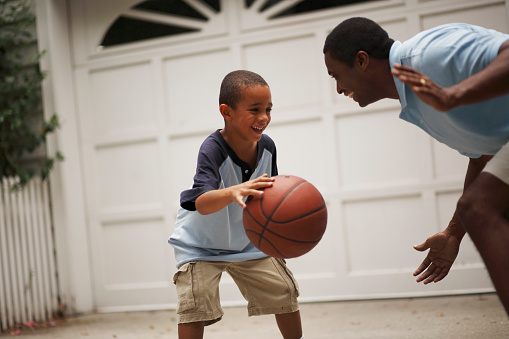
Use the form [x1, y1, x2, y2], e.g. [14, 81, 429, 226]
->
[324, 51, 374, 108]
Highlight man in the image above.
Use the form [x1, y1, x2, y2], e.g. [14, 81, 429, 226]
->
[323, 17, 509, 315]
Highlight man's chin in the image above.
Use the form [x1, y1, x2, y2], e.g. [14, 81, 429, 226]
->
[358, 98, 381, 108]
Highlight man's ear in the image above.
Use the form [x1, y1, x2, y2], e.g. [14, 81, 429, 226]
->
[355, 51, 369, 71]
[220, 104, 232, 120]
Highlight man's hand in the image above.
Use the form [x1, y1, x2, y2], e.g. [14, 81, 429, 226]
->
[413, 231, 461, 284]
[391, 63, 457, 112]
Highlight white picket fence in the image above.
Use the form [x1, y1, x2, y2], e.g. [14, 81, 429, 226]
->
[0, 176, 59, 332]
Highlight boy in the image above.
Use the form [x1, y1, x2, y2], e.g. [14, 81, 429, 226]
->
[169, 70, 304, 339]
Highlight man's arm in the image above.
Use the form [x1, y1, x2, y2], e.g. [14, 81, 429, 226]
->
[413, 155, 493, 284]
[392, 41, 509, 112]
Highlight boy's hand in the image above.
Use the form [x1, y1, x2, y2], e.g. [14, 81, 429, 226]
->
[230, 173, 274, 208]
[195, 174, 274, 214]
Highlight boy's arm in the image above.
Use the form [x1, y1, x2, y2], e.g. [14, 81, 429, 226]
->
[195, 174, 275, 215]
[391, 40, 509, 112]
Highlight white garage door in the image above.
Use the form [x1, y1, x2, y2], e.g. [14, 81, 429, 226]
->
[69, 0, 503, 311]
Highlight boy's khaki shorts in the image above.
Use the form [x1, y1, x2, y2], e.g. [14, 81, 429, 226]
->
[173, 257, 300, 325]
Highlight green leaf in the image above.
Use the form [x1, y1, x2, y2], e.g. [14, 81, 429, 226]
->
[0, 0, 64, 186]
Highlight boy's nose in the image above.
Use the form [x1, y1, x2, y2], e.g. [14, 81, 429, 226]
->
[260, 112, 269, 122]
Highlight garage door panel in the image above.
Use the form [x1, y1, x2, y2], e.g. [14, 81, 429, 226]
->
[267, 120, 327, 188]
[336, 111, 422, 189]
[101, 219, 169, 286]
[163, 49, 233, 128]
[243, 35, 322, 111]
[343, 195, 430, 274]
[422, 3, 508, 32]
[95, 141, 163, 212]
[432, 140, 469, 180]
[90, 62, 157, 138]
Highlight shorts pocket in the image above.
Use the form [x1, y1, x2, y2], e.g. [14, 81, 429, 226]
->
[173, 262, 196, 313]
[275, 258, 300, 298]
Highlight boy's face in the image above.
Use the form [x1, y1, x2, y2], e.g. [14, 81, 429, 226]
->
[225, 85, 272, 142]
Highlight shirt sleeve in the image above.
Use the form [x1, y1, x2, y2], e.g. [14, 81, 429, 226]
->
[270, 138, 278, 177]
[414, 24, 509, 87]
[259, 134, 278, 177]
[180, 137, 225, 211]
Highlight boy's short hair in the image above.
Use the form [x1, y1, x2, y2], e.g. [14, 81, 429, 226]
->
[219, 70, 269, 109]
[323, 17, 394, 67]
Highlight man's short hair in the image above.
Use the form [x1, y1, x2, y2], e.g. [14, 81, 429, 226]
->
[323, 17, 394, 67]
[219, 70, 268, 109]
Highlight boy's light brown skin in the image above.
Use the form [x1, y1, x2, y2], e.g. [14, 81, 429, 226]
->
[325, 39, 509, 315]
[179, 84, 303, 338]
[194, 84, 275, 215]
[179, 312, 303, 339]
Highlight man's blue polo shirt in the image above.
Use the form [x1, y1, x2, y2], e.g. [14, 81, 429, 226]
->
[389, 23, 509, 158]
[168, 130, 277, 268]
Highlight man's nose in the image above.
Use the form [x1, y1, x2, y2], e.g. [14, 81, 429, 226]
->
[336, 82, 343, 94]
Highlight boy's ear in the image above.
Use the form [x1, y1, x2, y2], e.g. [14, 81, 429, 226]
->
[220, 104, 233, 120]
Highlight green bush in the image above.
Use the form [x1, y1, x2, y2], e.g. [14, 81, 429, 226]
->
[0, 0, 63, 187]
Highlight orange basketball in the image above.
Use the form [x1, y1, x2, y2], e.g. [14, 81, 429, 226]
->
[243, 175, 327, 258]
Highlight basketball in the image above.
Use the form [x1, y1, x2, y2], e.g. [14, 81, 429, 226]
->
[243, 175, 327, 258]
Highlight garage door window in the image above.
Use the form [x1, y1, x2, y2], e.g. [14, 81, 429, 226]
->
[100, 0, 372, 48]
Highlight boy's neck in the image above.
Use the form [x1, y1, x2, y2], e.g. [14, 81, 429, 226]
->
[220, 129, 258, 168]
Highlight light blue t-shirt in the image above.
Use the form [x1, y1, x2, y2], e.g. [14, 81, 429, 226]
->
[168, 130, 277, 268]
[389, 23, 509, 157]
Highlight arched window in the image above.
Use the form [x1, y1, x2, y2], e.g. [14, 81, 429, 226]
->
[252, 0, 372, 19]
[101, 0, 373, 48]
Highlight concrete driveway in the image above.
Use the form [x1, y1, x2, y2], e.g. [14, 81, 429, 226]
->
[5, 294, 508, 338]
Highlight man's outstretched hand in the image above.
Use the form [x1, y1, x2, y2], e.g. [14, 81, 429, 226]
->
[391, 63, 457, 112]
[413, 231, 461, 284]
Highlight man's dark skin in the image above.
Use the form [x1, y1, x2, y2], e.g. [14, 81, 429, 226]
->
[325, 39, 509, 315]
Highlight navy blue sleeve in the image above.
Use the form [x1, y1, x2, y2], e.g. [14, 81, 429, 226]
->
[261, 134, 278, 177]
[180, 134, 226, 211]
